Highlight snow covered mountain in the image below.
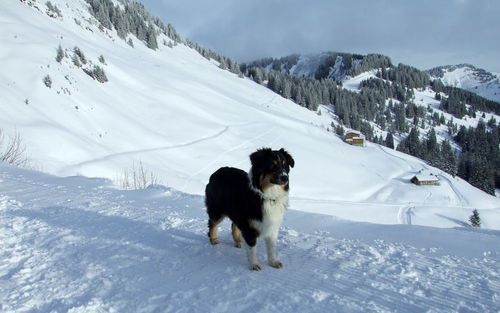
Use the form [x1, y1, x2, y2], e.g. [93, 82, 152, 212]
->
[1, 1, 500, 311]
[247, 54, 500, 105]
[2, 0, 497, 220]
[242, 52, 392, 81]
[427, 64, 500, 103]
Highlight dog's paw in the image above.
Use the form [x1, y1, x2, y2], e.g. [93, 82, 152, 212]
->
[269, 260, 283, 268]
[234, 242, 242, 248]
[209, 238, 220, 245]
[249, 264, 262, 271]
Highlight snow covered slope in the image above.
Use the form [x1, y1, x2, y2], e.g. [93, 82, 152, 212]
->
[1, 163, 499, 313]
[1, 1, 500, 312]
[1, 0, 499, 229]
[427, 64, 500, 103]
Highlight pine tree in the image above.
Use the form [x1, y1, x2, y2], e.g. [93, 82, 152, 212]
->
[468, 155, 494, 195]
[92, 65, 108, 83]
[440, 140, 457, 176]
[145, 24, 158, 50]
[73, 47, 87, 64]
[469, 209, 481, 227]
[426, 128, 439, 165]
[56, 44, 64, 63]
[385, 132, 394, 149]
[43, 75, 52, 88]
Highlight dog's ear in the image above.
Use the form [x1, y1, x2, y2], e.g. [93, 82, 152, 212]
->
[279, 148, 295, 168]
[250, 148, 272, 167]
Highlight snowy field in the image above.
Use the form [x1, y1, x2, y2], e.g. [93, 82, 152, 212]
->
[1, 163, 499, 313]
[1, 1, 500, 312]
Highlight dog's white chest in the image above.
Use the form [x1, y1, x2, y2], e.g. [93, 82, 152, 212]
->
[252, 186, 288, 239]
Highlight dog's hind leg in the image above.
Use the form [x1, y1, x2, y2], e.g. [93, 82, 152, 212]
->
[231, 223, 242, 248]
[208, 216, 224, 245]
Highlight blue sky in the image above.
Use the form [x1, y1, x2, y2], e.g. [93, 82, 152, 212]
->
[138, 0, 500, 72]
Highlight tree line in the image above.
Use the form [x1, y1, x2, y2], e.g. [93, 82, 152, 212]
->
[86, 0, 181, 50]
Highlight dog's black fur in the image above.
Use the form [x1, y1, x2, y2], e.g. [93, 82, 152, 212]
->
[205, 148, 294, 270]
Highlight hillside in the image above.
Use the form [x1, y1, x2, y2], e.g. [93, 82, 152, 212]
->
[1, 0, 500, 312]
[2, 0, 498, 222]
[427, 64, 500, 103]
[242, 54, 500, 195]
[1, 0, 499, 217]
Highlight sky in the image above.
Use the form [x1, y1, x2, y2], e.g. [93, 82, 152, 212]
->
[138, 0, 500, 72]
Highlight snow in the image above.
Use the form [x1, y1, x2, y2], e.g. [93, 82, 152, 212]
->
[413, 169, 439, 182]
[1, 1, 500, 311]
[430, 65, 500, 103]
[342, 71, 377, 92]
[1, 163, 500, 313]
[288, 52, 330, 78]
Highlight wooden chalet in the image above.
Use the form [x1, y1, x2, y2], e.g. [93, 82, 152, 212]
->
[343, 130, 366, 147]
[411, 170, 439, 186]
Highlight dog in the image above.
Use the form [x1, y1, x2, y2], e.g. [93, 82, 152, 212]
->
[205, 147, 294, 271]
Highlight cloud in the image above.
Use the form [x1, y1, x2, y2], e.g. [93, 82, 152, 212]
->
[139, 0, 500, 72]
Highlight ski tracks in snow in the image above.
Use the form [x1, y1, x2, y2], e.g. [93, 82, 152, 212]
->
[179, 123, 283, 192]
[60, 125, 232, 175]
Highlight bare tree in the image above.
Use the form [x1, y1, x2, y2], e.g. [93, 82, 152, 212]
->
[116, 161, 161, 190]
[0, 129, 28, 167]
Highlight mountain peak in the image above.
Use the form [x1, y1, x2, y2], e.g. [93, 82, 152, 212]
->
[426, 64, 500, 103]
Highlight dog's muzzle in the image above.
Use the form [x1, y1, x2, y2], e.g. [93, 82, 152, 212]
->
[271, 172, 289, 185]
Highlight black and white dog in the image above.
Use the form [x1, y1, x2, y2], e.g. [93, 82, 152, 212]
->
[205, 148, 294, 270]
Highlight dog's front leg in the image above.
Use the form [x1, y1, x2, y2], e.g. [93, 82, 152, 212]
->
[245, 242, 261, 271]
[265, 236, 282, 268]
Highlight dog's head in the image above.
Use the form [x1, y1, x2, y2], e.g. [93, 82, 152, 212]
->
[249, 148, 295, 193]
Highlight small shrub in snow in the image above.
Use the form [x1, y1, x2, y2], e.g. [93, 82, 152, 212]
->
[46, 1, 62, 18]
[0, 129, 29, 167]
[83, 65, 108, 83]
[43, 75, 52, 88]
[71, 54, 81, 67]
[98, 55, 106, 65]
[469, 209, 481, 227]
[127, 38, 134, 47]
[56, 44, 64, 62]
[73, 46, 87, 64]
[116, 161, 162, 190]
[92, 65, 108, 83]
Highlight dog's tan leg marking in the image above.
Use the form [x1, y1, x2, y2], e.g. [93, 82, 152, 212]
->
[208, 217, 224, 245]
[231, 223, 242, 248]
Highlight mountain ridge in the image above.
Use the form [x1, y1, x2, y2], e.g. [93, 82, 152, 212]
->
[426, 63, 500, 103]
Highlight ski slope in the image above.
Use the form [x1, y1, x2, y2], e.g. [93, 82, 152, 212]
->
[1, 163, 499, 313]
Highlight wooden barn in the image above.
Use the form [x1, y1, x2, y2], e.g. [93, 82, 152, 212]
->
[411, 170, 439, 186]
[343, 130, 366, 147]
